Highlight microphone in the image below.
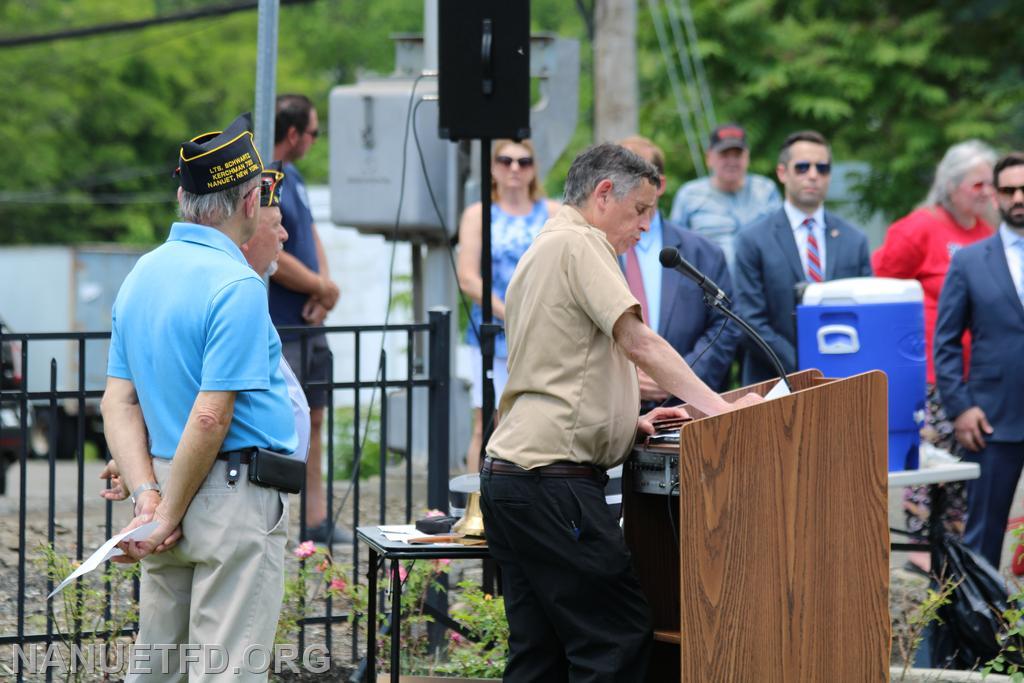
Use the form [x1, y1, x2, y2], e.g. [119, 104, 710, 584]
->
[659, 247, 731, 306]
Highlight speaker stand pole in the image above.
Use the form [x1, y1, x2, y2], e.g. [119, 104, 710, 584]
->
[478, 138, 501, 597]
[479, 138, 497, 463]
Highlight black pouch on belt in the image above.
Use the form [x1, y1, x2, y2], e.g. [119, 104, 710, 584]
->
[248, 447, 305, 494]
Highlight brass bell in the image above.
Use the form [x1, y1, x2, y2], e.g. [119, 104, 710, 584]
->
[452, 491, 486, 538]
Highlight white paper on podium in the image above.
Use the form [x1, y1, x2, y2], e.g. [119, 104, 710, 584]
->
[47, 521, 159, 600]
[764, 380, 791, 400]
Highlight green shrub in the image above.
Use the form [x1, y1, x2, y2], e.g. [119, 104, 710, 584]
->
[331, 406, 399, 481]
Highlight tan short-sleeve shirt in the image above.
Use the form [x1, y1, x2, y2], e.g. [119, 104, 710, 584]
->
[486, 205, 641, 470]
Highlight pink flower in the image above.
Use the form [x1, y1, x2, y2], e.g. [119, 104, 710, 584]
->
[433, 558, 451, 568]
[293, 541, 317, 559]
[393, 564, 408, 582]
[450, 632, 464, 644]
[329, 577, 347, 592]
[317, 559, 330, 572]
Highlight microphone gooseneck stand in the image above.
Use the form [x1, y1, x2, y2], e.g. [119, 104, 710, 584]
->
[701, 293, 794, 393]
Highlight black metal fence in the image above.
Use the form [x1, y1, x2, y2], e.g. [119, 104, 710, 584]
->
[0, 309, 451, 680]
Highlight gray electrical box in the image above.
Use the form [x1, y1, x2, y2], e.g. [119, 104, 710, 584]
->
[329, 78, 453, 239]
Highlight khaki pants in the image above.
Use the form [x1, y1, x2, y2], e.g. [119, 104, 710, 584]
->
[126, 458, 289, 682]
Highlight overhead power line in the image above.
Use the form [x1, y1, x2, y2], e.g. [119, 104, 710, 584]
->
[647, 0, 706, 176]
[677, 0, 716, 132]
[0, 0, 316, 49]
[664, 0, 709, 146]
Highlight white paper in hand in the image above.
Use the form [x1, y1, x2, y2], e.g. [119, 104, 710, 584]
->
[47, 521, 159, 600]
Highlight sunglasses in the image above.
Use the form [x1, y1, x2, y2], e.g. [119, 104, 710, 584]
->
[260, 176, 281, 206]
[495, 155, 534, 168]
[996, 184, 1024, 197]
[305, 128, 320, 140]
[792, 161, 831, 176]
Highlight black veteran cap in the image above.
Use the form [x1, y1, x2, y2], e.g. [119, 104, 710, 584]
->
[176, 113, 264, 195]
[260, 160, 285, 208]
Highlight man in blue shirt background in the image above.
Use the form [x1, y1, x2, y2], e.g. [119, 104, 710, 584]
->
[669, 124, 781, 273]
[102, 114, 297, 680]
[269, 93, 346, 544]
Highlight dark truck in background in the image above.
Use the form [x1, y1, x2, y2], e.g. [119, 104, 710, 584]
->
[0, 317, 25, 494]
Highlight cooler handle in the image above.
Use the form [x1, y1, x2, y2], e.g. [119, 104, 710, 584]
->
[817, 324, 859, 354]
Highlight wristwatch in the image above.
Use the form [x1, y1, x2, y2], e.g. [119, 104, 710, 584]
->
[130, 481, 161, 509]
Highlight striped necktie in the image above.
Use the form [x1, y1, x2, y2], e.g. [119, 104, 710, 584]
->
[804, 218, 823, 283]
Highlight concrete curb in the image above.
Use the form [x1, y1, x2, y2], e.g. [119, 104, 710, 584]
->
[890, 666, 1011, 682]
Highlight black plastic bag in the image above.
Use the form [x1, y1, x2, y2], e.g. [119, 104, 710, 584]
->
[930, 533, 1024, 669]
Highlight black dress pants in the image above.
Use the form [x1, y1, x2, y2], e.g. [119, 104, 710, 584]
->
[480, 468, 652, 683]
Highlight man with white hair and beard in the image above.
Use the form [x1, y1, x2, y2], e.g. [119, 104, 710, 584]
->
[935, 151, 1024, 570]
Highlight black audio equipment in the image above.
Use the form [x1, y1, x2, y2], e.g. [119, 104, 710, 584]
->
[438, 0, 530, 141]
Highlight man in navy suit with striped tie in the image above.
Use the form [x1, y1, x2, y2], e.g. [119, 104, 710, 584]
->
[734, 130, 872, 384]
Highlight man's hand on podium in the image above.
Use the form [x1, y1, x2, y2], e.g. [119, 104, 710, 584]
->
[637, 406, 689, 435]
[730, 392, 765, 411]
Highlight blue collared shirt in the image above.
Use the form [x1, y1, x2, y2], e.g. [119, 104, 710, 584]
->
[669, 173, 781, 272]
[107, 222, 298, 458]
[1001, 223, 1024, 301]
[783, 201, 827, 280]
[634, 211, 664, 332]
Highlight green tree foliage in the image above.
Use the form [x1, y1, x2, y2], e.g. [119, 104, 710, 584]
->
[0, 0, 1020, 244]
[0, 1, 409, 245]
[639, 0, 1024, 221]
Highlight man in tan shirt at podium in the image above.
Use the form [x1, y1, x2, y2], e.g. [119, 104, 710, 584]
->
[481, 143, 762, 682]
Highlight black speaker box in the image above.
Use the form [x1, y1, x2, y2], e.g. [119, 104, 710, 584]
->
[438, 0, 530, 141]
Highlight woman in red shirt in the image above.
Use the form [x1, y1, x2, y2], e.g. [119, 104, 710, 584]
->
[873, 139, 997, 572]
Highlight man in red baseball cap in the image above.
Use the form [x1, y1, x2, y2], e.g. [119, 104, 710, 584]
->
[669, 123, 781, 272]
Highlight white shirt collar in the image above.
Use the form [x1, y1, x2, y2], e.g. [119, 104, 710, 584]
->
[1000, 222, 1024, 249]
[783, 201, 825, 233]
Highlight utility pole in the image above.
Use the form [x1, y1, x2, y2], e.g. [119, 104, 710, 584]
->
[593, 0, 637, 143]
[253, 0, 279, 161]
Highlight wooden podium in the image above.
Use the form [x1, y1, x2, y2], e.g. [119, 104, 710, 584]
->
[623, 370, 890, 682]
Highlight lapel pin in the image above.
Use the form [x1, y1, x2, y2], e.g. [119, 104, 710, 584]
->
[830, 229, 839, 239]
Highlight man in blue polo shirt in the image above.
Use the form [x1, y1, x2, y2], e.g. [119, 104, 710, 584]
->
[101, 114, 296, 681]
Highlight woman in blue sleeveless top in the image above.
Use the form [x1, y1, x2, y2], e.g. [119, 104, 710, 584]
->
[457, 139, 561, 471]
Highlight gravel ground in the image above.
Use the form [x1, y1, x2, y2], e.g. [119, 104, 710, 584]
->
[5, 457, 1024, 680]
[0, 457, 449, 681]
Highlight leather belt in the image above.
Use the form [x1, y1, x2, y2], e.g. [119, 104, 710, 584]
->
[483, 457, 607, 483]
[217, 447, 256, 465]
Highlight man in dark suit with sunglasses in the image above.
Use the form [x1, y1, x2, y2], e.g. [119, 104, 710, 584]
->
[934, 152, 1024, 569]
[733, 130, 872, 384]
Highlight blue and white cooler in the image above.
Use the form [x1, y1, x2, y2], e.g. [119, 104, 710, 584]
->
[796, 277, 926, 471]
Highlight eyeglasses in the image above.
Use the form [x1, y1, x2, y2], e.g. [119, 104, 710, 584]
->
[495, 155, 534, 169]
[792, 161, 831, 176]
[996, 184, 1024, 197]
